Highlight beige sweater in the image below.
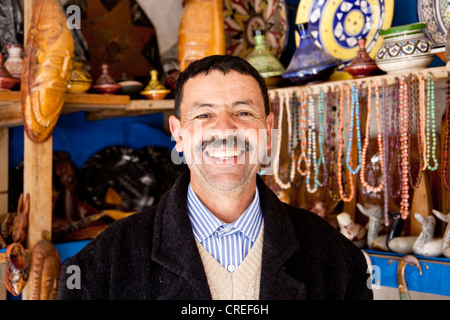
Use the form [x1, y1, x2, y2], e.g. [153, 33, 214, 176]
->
[195, 224, 264, 300]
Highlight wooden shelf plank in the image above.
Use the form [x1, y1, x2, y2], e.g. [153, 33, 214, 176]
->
[0, 92, 174, 128]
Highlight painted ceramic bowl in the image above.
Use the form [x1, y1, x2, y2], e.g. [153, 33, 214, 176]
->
[375, 23, 434, 73]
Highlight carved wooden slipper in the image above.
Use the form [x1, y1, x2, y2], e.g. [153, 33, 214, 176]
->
[5, 243, 30, 296]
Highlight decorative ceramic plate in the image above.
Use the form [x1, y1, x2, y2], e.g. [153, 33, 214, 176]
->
[295, 0, 394, 62]
[223, 0, 288, 59]
[434, 0, 450, 40]
[418, 0, 445, 46]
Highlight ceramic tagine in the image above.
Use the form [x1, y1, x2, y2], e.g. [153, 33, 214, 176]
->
[140, 70, 170, 100]
[343, 38, 381, 78]
[67, 59, 92, 93]
[117, 73, 144, 96]
[0, 53, 19, 90]
[282, 23, 339, 85]
[375, 23, 435, 74]
[92, 63, 121, 94]
[247, 30, 285, 87]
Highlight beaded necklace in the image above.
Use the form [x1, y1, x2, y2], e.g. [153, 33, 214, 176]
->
[443, 80, 450, 190]
[337, 83, 355, 202]
[381, 79, 390, 225]
[359, 80, 385, 193]
[407, 74, 425, 189]
[326, 86, 340, 200]
[346, 83, 362, 174]
[306, 94, 319, 193]
[289, 92, 300, 183]
[317, 89, 326, 186]
[297, 89, 308, 176]
[426, 72, 438, 171]
[273, 90, 292, 190]
[399, 77, 410, 220]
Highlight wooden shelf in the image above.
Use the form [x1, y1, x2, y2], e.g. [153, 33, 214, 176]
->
[0, 91, 174, 128]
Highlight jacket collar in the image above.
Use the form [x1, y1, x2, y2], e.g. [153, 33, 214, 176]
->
[151, 170, 304, 299]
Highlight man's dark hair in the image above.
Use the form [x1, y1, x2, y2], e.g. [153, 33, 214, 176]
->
[174, 55, 270, 119]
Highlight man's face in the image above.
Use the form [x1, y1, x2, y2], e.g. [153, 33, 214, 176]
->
[169, 70, 274, 193]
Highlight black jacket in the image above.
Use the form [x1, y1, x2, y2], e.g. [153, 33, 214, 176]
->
[58, 170, 373, 300]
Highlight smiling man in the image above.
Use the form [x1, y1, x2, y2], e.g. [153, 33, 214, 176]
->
[58, 55, 372, 300]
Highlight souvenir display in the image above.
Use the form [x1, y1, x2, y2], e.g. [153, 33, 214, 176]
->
[77, 0, 162, 82]
[21, 0, 74, 143]
[12, 193, 29, 246]
[223, 0, 288, 59]
[67, 59, 92, 94]
[282, 23, 339, 85]
[29, 240, 61, 300]
[295, 0, 394, 62]
[92, 63, 121, 94]
[432, 210, 450, 258]
[336, 212, 367, 248]
[178, 0, 225, 71]
[376, 23, 434, 74]
[4, 44, 23, 79]
[4, 242, 29, 296]
[412, 213, 443, 257]
[433, 0, 450, 37]
[140, 70, 170, 100]
[343, 38, 381, 78]
[397, 255, 422, 300]
[246, 30, 285, 87]
[82, 146, 186, 212]
[117, 74, 144, 96]
[356, 203, 382, 250]
[0, 53, 19, 90]
[418, 0, 445, 46]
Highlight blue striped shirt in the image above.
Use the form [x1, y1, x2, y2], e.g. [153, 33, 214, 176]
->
[187, 183, 263, 273]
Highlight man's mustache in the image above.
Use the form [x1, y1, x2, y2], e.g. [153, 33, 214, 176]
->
[198, 135, 252, 153]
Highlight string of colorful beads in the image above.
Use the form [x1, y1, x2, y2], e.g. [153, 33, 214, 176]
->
[359, 80, 385, 194]
[337, 83, 354, 202]
[317, 89, 326, 186]
[443, 81, 450, 190]
[306, 94, 319, 193]
[381, 79, 390, 225]
[273, 90, 292, 190]
[426, 72, 438, 171]
[346, 83, 362, 175]
[399, 77, 410, 220]
[297, 89, 308, 176]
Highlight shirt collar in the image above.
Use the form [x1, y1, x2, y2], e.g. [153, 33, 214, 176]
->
[187, 183, 262, 243]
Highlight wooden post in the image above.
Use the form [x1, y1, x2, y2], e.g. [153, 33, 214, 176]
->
[21, 0, 53, 300]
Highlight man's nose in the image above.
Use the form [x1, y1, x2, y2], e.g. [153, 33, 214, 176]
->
[213, 112, 237, 133]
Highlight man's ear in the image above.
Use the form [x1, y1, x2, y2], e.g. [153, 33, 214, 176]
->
[169, 115, 183, 153]
[265, 112, 274, 150]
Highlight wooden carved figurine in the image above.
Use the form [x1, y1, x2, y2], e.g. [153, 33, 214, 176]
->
[397, 255, 422, 300]
[384, 211, 417, 254]
[178, 0, 225, 71]
[21, 0, 74, 143]
[412, 212, 443, 257]
[12, 193, 30, 246]
[4, 242, 29, 296]
[356, 203, 382, 250]
[336, 212, 367, 248]
[30, 239, 62, 300]
[432, 210, 450, 258]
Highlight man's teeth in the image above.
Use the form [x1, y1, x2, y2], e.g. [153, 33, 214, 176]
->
[207, 149, 242, 159]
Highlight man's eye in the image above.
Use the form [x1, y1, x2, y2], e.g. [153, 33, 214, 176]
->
[237, 111, 252, 116]
[196, 114, 210, 119]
